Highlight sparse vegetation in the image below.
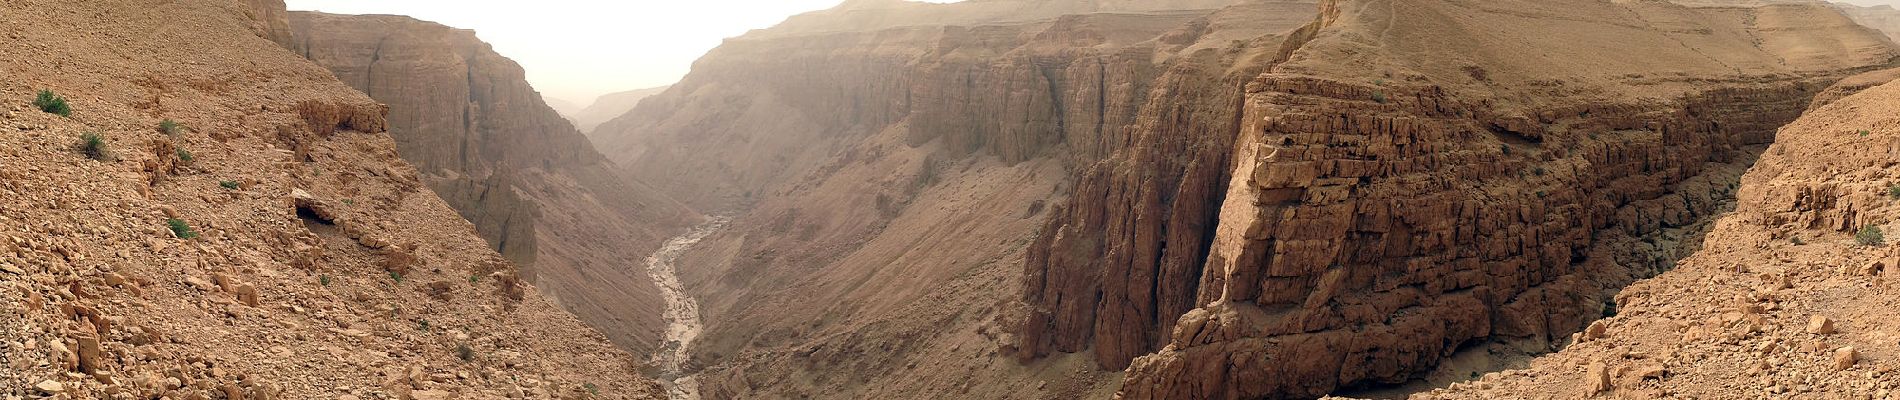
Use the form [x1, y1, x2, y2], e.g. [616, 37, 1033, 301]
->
[1601, 299, 1618, 318]
[159, 119, 183, 135]
[584, 383, 600, 395]
[1533, 167, 1547, 176]
[320, 274, 332, 287]
[456, 343, 475, 362]
[1861, 130, 1873, 137]
[1791, 236, 1805, 246]
[166, 218, 198, 239]
[1499, 144, 1512, 155]
[343, 199, 355, 206]
[1371, 91, 1387, 104]
[220, 180, 241, 190]
[468, 274, 481, 284]
[35, 89, 70, 117]
[175, 148, 194, 163]
[79, 132, 111, 161]
[1888, 184, 1900, 199]
[417, 319, 431, 332]
[389, 271, 404, 284]
[1857, 225, 1885, 247]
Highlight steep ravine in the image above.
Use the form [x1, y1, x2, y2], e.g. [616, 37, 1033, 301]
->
[644, 217, 730, 400]
[286, 11, 700, 355]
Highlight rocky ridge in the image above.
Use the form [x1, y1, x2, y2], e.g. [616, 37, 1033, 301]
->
[0, 0, 661, 398]
[286, 12, 700, 354]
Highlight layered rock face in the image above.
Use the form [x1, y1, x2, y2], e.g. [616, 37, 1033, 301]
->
[1424, 61, 1900, 400]
[0, 0, 661, 397]
[1112, 1, 1895, 398]
[287, 12, 698, 353]
[587, 0, 1325, 398]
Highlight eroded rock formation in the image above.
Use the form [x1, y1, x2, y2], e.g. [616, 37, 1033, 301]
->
[286, 12, 699, 353]
[1114, 0, 1894, 398]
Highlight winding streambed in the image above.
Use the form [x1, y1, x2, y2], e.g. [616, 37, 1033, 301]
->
[644, 217, 728, 400]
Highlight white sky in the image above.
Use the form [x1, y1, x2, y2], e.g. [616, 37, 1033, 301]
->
[283, 0, 875, 105]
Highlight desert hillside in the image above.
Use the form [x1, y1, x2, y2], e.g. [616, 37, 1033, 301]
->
[0, 0, 661, 398]
[285, 11, 700, 356]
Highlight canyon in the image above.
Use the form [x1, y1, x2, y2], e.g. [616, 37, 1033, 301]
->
[284, 12, 699, 355]
[589, 0, 1900, 398]
[8, 0, 1900, 399]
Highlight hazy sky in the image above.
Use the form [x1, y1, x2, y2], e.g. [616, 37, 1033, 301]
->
[284, 0, 868, 105]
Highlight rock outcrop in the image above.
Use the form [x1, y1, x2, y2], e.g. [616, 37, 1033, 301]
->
[287, 12, 700, 354]
[1113, 0, 1894, 398]
[0, 0, 662, 398]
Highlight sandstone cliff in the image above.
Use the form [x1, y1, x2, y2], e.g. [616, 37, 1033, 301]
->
[588, 0, 1323, 398]
[1114, 0, 1895, 398]
[287, 12, 700, 354]
[0, 0, 661, 398]
[1423, 57, 1900, 400]
[588, 0, 1898, 398]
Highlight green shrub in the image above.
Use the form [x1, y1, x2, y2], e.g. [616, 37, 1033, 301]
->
[79, 132, 111, 161]
[1888, 184, 1900, 199]
[1861, 130, 1873, 137]
[584, 383, 599, 395]
[1857, 225, 1885, 246]
[219, 180, 241, 190]
[34, 89, 70, 117]
[320, 274, 332, 287]
[1371, 91, 1387, 104]
[175, 148, 193, 163]
[158, 119, 183, 135]
[166, 218, 198, 239]
[389, 271, 404, 284]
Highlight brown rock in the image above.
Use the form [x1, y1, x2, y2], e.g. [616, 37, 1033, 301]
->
[1836, 347, 1859, 371]
[75, 335, 103, 374]
[1587, 361, 1613, 394]
[1808, 316, 1836, 335]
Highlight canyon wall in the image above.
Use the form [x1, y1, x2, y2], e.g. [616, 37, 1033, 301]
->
[0, 0, 661, 397]
[589, 0, 1897, 398]
[1425, 58, 1900, 400]
[587, 0, 1329, 398]
[1114, 0, 1896, 398]
[286, 12, 699, 354]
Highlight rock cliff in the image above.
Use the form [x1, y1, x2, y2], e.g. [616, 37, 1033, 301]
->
[286, 12, 699, 354]
[586, 0, 1898, 398]
[0, 0, 661, 397]
[1423, 57, 1900, 400]
[587, 0, 1324, 398]
[1115, 0, 1895, 398]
